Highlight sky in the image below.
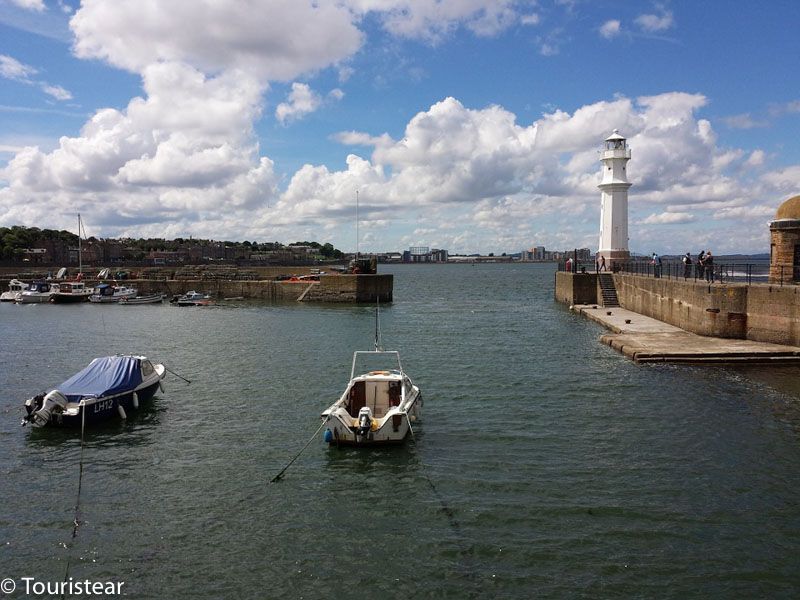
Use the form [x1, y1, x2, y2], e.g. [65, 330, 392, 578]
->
[1, 1, 799, 255]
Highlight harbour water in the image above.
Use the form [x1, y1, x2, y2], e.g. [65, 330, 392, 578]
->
[2, 263, 800, 598]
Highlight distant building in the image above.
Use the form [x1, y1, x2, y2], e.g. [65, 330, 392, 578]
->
[403, 246, 448, 263]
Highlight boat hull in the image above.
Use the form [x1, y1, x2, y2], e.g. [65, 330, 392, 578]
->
[324, 390, 422, 446]
[51, 293, 91, 303]
[45, 379, 162, 427]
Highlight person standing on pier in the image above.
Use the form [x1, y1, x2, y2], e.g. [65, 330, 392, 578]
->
[704, 250, 714, 282]
[599, 255, 606, 272]
[682, 252, 692, 279]
[697, 250, 706, 280]
[651, 252, 662, 278]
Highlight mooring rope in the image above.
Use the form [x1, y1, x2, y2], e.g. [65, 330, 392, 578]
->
[164, 366, 191, 384]
[61, 400, 87, 600]
[270, 417, 330, 483]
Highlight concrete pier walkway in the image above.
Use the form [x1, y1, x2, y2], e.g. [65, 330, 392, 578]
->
[572, 305, 800, 364]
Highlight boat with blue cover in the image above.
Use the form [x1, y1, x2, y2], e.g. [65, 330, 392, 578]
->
[23, 355, 166, 427]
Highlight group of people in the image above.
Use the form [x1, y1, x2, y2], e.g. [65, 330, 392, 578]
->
[681, 250, 715, 281]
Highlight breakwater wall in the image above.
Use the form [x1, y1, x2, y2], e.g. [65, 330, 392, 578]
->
[555, 271, 800, 345]
[0, 274, 393, 304]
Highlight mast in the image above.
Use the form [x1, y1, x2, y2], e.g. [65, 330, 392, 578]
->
[78, 213, 82, 277]
[356, 189, 359, 260]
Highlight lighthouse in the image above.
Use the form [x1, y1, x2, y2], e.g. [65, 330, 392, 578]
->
[597, 130, 632, 269]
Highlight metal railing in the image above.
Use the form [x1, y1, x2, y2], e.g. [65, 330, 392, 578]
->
[558, 259, 799, 286]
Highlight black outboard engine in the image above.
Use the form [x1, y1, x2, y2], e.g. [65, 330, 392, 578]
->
[23, 390, 67, 427]
[356, 406, 373, 437]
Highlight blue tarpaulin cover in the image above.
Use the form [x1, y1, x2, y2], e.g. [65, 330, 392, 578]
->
[58, 356, 143, 402]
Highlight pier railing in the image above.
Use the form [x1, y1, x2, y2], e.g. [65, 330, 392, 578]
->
[558, 260, 798, 286]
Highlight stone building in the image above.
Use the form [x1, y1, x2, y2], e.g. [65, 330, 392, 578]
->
[769, 194, 800, 284]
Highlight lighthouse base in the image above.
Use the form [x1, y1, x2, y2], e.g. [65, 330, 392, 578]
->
[597, 249, 630, 271]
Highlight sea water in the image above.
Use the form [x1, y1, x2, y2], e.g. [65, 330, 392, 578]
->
[1, 263, 799, 598]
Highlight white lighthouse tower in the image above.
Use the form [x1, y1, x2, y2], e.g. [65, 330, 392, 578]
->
[597, 129, 632, 269]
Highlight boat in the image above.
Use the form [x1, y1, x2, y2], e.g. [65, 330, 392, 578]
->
[321, 351, 422, 446]
[118, 293, 165, 305]
[51, 214, 92, 304]
[321, 308, 422, 446]
[51, 280, 92, 303]
[1, 279, 26, 302]
[173, 291, 213, 306]
[17, 281, 58, 303]
[89, 283, 138, 303]
[22, 355, 166, 428]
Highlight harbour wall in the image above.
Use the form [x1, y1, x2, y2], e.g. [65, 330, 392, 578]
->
[0, 273, 393, 304]
[555, 272, 800, 345]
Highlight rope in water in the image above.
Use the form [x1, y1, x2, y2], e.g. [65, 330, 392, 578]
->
[270, 417, 330, 483]
[61, 400, 87, 600]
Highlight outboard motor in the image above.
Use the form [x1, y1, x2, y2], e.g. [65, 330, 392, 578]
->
[24, 390, 68, 427]
[357, 406, 373, 437]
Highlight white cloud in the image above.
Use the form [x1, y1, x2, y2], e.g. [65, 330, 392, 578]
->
[0, 61, 277, 235]
[641, 212, 695, 225]
[275, 83, 322, 125]
[746, 150, 765, 167]
[635, 7, 674, 32]
[520, 13, 540, 26]
[723, 113, 768, 129]
[41, 83, 73, 101]
[599, 20, 621, 40]
[11, 0, 46, 11]
[1, 54, 73, 101]
[0, 54, 37, 81]
[70, 0, 364, 81]
[350, 1, 533, 43]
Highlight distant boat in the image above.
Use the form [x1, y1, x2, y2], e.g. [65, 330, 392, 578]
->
[89, 283, 138, 303]
[1, 279, 26, 302]
[51, 281, 92, 303]
[173, 291, 213, 306]
[17, 281, 58, 303]
[51, 214, 91, 303]
[118, 293, 165, 305]
[22, 355, 166, 428]
[321, 306, 422, 446]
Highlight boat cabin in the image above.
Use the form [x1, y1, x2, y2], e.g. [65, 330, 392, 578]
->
[346, 373, 402, 418]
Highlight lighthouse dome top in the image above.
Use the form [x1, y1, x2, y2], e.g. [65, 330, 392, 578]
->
[605, 129, 626, 142]
[774, 194, 800, 221]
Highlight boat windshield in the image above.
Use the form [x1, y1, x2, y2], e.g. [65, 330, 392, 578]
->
[350, 351, 403, 379]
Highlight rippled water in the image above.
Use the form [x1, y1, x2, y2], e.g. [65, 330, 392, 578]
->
[2, 263, 800, 598]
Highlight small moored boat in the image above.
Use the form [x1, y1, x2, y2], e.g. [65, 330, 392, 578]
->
[51, 281, 92, 303]
[321, 350, 422, 446]
[173, 291, 213, 306]
[23, 355, 166, 427]
[1, 279, 26, 302]
[118, 293, 165, 305]
[89, 283, 138, 303]
[17, 281, 58, 303]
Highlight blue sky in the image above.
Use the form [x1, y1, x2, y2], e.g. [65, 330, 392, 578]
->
[1, 0, 799, 255]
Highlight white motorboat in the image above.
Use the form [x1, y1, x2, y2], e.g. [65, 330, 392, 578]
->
[1, 279, 26, 302]
[51, 281, 92, 303]
[17, 281, 58, 303]
[173, 291, 213, 306]
[118, 293, 165, 305]
[321, 349, 422, 446]
[89, 284, 138, 303]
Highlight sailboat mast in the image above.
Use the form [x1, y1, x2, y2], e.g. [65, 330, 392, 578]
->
[356, 189, 359, 260]
[78, 213, 82, 276]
